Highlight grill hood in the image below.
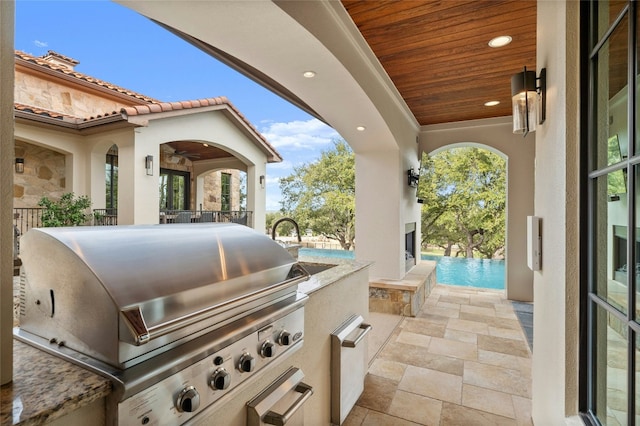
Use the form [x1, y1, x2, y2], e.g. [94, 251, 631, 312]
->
[18, 223, 309, 368]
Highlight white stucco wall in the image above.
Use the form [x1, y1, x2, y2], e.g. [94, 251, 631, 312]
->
[532, 1, 580, 422]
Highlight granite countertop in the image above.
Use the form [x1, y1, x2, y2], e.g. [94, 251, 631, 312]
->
[0, 339, 112, 426]
[296, 255, 372, 295]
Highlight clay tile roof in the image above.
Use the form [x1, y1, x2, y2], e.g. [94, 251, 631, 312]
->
[42, 50, 79, 66]
[81, 110, 122, 122]
[14, 103, 76, 120]
[15, 50, 160, 104]
[120, 96, 280, 160]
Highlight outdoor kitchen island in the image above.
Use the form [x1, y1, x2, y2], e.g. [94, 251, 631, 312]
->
[3, 254, 372, 426]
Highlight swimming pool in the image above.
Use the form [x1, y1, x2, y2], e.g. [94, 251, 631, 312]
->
[299, 248, 505, 290]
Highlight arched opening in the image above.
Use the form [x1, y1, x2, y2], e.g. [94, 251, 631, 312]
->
[420, 144, 507, 291]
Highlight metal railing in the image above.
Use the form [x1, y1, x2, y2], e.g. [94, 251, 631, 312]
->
[13, 207, 44, 237]
[13, 208, 252, 236]
[160, 210, 252, 227]
[93, 208, 118, 226]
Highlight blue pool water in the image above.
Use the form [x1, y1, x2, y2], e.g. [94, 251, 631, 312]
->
[299, 248, 505, 290]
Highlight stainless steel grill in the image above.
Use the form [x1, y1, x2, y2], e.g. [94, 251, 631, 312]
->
[14, 223, 310, 425]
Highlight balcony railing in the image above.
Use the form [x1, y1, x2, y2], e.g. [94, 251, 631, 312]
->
[13, 208, 253, 238]
[160, 210, 252, 227]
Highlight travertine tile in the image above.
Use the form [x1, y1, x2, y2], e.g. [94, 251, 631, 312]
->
[350, 284, 532, 425]
[439, 294, 470, 305]
[478, 334, 530, 357]
[401, 318, 447, 337]
[388, 390, 442, 426]
[463, 361, 531, 398]
[512, 395, 533, 426]
[447, 317, 489, 335]
[343, 405, 368, 426]
[428, 336, 478, 361]
[478, 349, 528, 372]
[369, 358, 407, 382]
[397, 330, 432, 348]
[489, 326, 526, 340]
[460, 304, 496, 317]
[462, 384, 515, 418]
[459, 312, 522, 330]
[425, 305, 460, 318]
[360, 410, 422, 426]
[444, 328, 478, 344]
[378, 341, 464, 376]
[356, 374, 397, 412]
[440, 402, 517, 426]
[398, 365, 463, 404]
[437, 301, 462, 310]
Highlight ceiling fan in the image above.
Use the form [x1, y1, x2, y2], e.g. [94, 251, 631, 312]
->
[173, 150, 201, 159]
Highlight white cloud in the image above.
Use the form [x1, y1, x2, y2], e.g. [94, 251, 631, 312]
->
[267, 160, 294, 170]
[260, 118, 340, 150]
[34, 40, 48, 48]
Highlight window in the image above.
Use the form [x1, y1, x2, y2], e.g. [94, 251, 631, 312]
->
[221, 172, 231, 211]
[105, 145, 118, 210]
[160, 169, 190, 210]
[583, 2, 640, 424]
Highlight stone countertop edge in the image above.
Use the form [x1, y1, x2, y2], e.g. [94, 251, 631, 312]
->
[296, 255, 372, 295]
[1, 339, 112, 426]
[1, 256, 369, 425]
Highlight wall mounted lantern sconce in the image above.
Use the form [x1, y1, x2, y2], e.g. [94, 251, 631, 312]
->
[145, 155, 154, 176]
[259, 175, 265, 189]
[511, 66, 546, 136]
[15, 158, 24, 174]
[407, 168, 419, 188]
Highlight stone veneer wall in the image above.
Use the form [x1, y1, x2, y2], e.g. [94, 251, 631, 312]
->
[14, 70, 133, 117]
[13, 141, 65, 208]
[201, 169, 241, 211]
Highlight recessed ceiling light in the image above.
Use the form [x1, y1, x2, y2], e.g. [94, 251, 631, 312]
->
[202, 143, 209, 147]
[356, 126, 366, 131]
[484, 101, 500, 107]
[303, 71, 316, 78]
[488, 36, 512, 48]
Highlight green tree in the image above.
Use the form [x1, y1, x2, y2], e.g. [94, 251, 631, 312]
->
[279, 140, 355, 250]
[419, 147, 506, 259]
[38, 192, 93, 227]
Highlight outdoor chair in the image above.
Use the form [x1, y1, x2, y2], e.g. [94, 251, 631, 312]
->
[175, 211, 192, 223]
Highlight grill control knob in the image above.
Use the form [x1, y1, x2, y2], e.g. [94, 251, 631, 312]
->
[176, 386, 200, 413]
[261, 340, 276, 358]
[210, 368, 231, 390]
[238, 353, 255, 373]
[278, 331, 292, 346]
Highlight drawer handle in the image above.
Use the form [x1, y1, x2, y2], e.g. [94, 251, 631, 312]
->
[342, 323, 372, 348]
[263, 383, 313, 426]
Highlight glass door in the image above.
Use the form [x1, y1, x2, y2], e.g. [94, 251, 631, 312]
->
[160, 169, 190, 211]
[584, 1, 640, 424]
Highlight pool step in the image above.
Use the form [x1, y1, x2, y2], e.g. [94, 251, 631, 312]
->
[369, 261, 437, 316]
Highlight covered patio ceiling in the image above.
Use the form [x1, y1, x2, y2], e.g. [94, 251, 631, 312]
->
[341, 0, 537, 126]
[119, 0, 537, 153]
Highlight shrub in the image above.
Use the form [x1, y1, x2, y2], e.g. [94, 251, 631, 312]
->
[38, 193, 92, 227]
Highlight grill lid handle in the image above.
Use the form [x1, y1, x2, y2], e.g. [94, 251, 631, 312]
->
[121, 307, 150, 345]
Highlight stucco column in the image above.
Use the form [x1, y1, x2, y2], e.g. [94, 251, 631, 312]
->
[1, 0, 15, 385]
[531, 0, 580, 422]
[117, 132, 160, 225]
[355, 149, 404, 280]
[245, 165, 266, 233]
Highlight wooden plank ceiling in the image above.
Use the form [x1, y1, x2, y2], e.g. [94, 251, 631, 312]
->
[341, 0, 537, 126]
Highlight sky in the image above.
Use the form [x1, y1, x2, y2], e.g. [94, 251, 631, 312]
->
[13, 0, 341, 211]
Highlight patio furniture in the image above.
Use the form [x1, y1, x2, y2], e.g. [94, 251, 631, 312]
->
[174, 211, 192, 223]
